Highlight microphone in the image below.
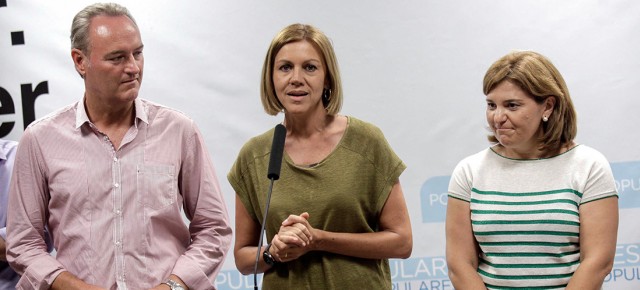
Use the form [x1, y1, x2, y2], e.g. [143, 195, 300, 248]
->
[267, 124, 286, 180]
[254, 124, 286, 290]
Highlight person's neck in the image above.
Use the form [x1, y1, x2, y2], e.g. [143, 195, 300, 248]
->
[283, 110, 335, 138]
[84, 95, 135, 129]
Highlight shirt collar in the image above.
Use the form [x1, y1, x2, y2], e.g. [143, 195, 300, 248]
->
[75, 97, 149, 129]
[0, 143, 8, 161]
[0, 139, 16, 161]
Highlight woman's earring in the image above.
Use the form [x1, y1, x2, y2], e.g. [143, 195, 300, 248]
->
[322, 88, 331, 108]
[542, 115, 549, 122]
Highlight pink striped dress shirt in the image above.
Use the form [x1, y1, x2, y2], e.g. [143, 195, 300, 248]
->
[7, 98, 232, 290]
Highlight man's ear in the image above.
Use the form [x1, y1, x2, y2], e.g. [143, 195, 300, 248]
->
[71, 48, 87, 78]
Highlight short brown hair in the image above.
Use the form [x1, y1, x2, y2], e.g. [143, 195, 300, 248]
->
[483, 51, 577, 152]
[260, 24, 343, 116]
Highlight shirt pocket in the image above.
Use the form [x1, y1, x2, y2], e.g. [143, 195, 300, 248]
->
[136, 163, 176, 211]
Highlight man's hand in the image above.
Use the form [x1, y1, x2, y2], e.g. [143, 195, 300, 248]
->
[148, 274, 188, 290]
[51, 271, 107, 290]
[0, 236, 7, 261]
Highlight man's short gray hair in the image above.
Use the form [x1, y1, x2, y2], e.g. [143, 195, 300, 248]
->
[70, 2, 137, 55]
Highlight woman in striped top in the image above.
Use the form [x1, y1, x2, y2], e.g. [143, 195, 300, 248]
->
[446, 51, 618, 290]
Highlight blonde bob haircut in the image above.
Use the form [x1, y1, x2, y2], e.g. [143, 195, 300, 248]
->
[483, 51, 577, 152]
[260, 23, 343, 116]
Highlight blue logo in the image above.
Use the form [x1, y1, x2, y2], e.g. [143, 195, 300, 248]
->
[420, 176, 450, 223]
[214, 256, 451, 290]
[611, 161, 640, 209]
[604, 243, 640, 284]
[613, 243, 640, 267]
[215, 270, 262, 290]
[390, 256, 449, 281]
[419, 160, 640, 223]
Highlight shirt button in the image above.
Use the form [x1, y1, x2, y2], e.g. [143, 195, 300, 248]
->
[114, 183, 120, 188]
[113, 157, 118, 162]
[115, 209, 121, 215]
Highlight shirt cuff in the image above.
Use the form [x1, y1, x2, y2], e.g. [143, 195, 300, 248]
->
[0, 227, 6, 240]
[16, 254, 65, 290]
[172, 255, 216, 290]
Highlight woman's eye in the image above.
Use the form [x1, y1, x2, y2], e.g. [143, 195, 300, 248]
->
[487, 103, 496, 110]
[279, 64, 291, 72]
[305, 65, 317, 72]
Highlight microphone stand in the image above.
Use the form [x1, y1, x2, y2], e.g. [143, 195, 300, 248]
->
[253, 123, 285, 290]
[253, 177, 276, 290]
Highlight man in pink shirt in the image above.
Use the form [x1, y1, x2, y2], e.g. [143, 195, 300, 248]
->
[6, 3, 232, 290]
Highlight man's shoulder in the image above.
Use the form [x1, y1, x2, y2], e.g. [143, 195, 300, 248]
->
[140, 99, 193, 124]
[26, 102, 78, 132]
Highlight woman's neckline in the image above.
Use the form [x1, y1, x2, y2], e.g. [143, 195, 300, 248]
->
[490, 142, 580, 161]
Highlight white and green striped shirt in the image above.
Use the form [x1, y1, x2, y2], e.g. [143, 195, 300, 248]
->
[448, 145, 617, 289]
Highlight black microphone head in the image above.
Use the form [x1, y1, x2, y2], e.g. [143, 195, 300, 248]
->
[267, 124, 286, 180]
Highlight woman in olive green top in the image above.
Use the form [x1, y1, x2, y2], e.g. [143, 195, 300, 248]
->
[228, 23, 413, 289]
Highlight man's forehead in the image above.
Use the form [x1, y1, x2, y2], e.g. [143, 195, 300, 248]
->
[91, 15, 137, 35]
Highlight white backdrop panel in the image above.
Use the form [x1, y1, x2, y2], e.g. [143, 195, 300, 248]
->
[1, 1, 638, 289]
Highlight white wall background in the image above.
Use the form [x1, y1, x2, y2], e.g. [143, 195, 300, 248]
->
[1, 1, 639, 289]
